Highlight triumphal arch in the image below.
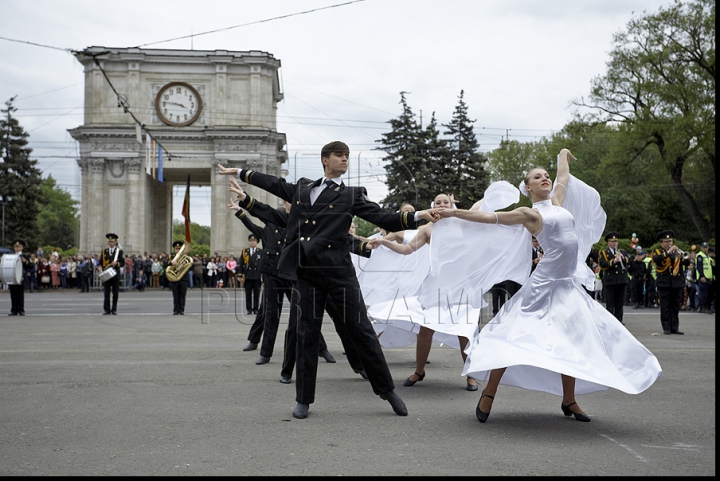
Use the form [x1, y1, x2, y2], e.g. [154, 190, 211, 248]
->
[69, 46, 287, 255]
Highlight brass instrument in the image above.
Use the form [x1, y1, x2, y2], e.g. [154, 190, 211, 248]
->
[166, 242, 193, 282]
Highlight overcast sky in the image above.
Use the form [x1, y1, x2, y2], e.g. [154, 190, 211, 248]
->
[1, 0, 671, 226]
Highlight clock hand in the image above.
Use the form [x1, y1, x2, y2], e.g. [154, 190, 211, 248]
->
[167, 101, 188, 108]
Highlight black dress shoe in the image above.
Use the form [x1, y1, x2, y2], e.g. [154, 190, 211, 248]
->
[242, 342, 258, 351]
[19, 312, 25, 316]
[403, 371, 425, 387]
[178, 312, 184, 315]
[671, 330, 684, 335]
[292, 403, 309, 419]
[173, 312, 179, 315]
[561, 402, 591, 422]
[319, 349, 336, 363]
[279, 376, 291, 384]
[8, 312, 18, 316]
[255, 356, 270, 365]
[466, 377, 479, 391]
[476, 391, 494, 423]
[356, 369, 369, 380]
[103, 312, 111, 315]
[663, 330, 671, 334]
[111, 311, 117, 315]
[379, 390, 408, 416]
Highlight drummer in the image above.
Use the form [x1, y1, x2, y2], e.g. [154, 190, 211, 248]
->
[7, 239, 31, 316]
[101, 233, 124, 315]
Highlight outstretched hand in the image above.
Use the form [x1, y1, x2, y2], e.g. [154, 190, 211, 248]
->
[227, 197, 241, 211]
[436, 208, 456, 218]
[366, 238, 383, 249]
[417, 209, 441, 223]
[217, 163, 238, 176]
[228, 177, 246, 200]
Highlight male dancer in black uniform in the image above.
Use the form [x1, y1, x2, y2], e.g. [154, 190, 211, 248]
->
[218, 140, 439, 419]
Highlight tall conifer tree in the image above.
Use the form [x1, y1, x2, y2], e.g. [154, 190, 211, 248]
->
[0, 97, 42, 248]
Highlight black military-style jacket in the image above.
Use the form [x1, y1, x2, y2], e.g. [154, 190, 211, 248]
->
[236, 173, 384, 280]
[598, 248, 630, 286]
[240, 246, 263, 281]
[652, 248, 689, 289]
[236, 208, 285, 276]
[101, 247, 124, 280]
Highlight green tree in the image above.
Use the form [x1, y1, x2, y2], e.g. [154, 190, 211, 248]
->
[36, 175, 79, 250]
[575, 0, 715, 241]
[419, 112, 452, 207]
[376, 92, 429, 210]
[0, 96, 42, 249]
[172, 219, 211, 247]
[442, 90, 489, 208]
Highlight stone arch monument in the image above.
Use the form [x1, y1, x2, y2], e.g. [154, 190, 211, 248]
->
[69, 46, 288, 256]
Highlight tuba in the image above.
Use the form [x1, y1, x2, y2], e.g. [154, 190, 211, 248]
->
[166, 242, 194, 282]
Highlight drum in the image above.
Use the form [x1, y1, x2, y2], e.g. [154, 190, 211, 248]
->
[98, 266, 117, 283]
[0, 253, 23, 285]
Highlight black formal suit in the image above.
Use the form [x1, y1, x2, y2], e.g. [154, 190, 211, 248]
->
[599, 247, 630, 323]
[238, 170, 419, 405]
[652, 247, 689, 333]
[8, 251, 32, 315]
[101, 246, 124, 314]
[236, 196, 367, 376]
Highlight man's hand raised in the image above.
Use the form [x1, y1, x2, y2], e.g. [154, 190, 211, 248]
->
[217, 163, 238, 176]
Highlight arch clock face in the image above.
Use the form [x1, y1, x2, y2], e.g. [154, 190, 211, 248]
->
[155, 82, 202, 127]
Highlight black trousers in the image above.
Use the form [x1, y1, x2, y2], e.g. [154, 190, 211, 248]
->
[280, 293, 365, 380]
[170, 277, 189, 314]
[603, 283, 626, 322]
[631, 279, 645, 305]
[9, 284, 24, 314]
[103, 277, 120, 313]
[244, 278, 261, 312]
[293, 273, 393, 405]
[259, 274, 294, 358]
[657, 285, 683, 332]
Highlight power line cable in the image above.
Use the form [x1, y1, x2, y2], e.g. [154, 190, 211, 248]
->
[132, 0, 367, 48]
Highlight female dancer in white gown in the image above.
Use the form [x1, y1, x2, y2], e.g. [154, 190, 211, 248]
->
[368, 193, 480, 391]
[437, 148, 662, 423]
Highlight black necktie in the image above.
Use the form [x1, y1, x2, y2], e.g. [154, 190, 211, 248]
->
[250, 248, 254, 256]
[324, 179, 335, 189]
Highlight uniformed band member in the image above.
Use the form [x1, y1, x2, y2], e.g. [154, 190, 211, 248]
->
[7, 239, 31, 316]
[217, 140, 439, 420]
[169, 240, 191, 315]
[101, 233, 124, 315]
[599, 231, 630, 324]
[652, 230, 689, 334]
[531, 236, 543, 273]
[240, 234, 263, 315]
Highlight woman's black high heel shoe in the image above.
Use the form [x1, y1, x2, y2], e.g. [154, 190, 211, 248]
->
[403, 371, 425, 387]
[561, 402, 591, 422]
[475, 391, 494, 423]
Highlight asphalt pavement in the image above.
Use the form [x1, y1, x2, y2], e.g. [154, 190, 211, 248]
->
[0, 288, 715, 476]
